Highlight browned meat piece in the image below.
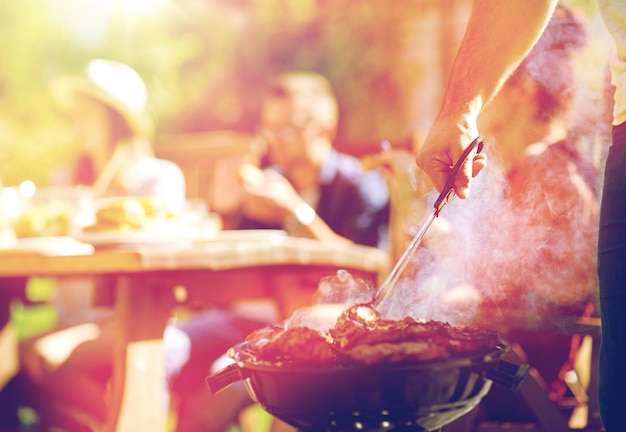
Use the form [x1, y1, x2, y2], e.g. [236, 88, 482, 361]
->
[246, 325, 285, 350]
[252, 326, 337, 365]
[330, 312, 499, 365]
[447, 325, 500, 355]
[331, 315, 450, 364]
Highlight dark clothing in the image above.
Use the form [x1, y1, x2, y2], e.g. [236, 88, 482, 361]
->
[239, 149, 390, 248]
[315, 150, 390, 248]
[597, 121, 626, 431]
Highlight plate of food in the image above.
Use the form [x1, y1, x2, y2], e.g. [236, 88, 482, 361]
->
[72, 197, 196, 247]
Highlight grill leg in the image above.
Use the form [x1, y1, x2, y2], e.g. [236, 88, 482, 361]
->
[499, 347, 570, 432]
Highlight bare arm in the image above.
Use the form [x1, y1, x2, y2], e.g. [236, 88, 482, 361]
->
[240, 166, 353, 245]
[416, 0, 558, 198]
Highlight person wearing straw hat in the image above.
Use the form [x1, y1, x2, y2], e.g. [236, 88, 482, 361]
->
[8, 59, 186, 431]
[51, 58, 185, 204]
[44, 59, 185, 328]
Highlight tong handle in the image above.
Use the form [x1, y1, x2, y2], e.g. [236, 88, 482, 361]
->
[433, 136, 484, 216]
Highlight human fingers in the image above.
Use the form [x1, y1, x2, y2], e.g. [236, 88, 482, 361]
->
[472, 152, 488, 177]
[454, 147, 487, 199]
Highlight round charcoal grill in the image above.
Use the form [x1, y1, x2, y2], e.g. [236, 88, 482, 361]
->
[207, 341, 528, 432]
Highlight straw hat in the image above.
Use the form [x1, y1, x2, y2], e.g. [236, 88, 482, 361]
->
[52, 59, 153, 136]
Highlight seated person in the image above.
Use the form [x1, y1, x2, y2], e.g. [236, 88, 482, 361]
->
[165, 72, 390, 432]
[13, 59, 186, 431]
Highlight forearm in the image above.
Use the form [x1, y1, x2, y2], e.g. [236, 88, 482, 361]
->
[417, 0, 558, 196]
[284, 202, 353, 245]
[439, 0, 558, 126]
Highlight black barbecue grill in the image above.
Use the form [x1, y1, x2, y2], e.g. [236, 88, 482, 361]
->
[207, 340, 528, 432]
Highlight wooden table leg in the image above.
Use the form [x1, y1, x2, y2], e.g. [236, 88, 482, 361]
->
[108, 276, 174, 432]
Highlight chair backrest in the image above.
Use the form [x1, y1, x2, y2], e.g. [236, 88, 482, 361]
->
[155, 130, 261, 211]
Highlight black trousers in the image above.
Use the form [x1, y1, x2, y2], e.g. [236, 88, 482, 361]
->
[597, 121, 626, 431]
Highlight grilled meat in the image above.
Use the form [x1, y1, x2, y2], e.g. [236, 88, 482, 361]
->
[245, 308, 500, 367]
[247, 326, 337, 365]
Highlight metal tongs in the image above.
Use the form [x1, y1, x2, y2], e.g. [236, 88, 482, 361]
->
[348, 136, 484, 328]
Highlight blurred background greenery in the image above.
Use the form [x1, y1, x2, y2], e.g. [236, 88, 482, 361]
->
[0, 0, 612, 187]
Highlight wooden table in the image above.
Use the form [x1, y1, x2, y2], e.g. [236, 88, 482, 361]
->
[0, 233, 390, 431]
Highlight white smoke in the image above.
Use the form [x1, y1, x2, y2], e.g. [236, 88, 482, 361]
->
[381, 142, 598, 330]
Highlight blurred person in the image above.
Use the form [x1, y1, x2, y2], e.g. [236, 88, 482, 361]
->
[239, 73, 389, 247]
[11, 59, 186, 431]
[46, 60, 185, 330]
[51, 59, 185, 206]
[415, 1, 624, 430]
[164, 72, 390, 432]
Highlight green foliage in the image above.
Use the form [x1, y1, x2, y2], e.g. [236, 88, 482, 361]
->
[0, 0, 609, 186]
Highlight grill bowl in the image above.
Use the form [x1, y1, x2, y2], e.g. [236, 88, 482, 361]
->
[208, 341, 524, 431]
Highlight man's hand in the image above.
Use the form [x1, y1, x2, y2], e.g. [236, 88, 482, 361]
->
[414, 0, 557, 198]
[415, 120, 487, 199]
[239, 166, 302, 225]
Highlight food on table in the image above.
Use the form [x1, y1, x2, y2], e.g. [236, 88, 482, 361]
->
[14, 201, 72, 237]
[91, 199, 144, 230]
[82, 197, 175, 232]
[135, 196, 176, 219]
[244, 307, 500, 367]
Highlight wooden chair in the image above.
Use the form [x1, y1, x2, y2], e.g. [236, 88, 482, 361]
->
[155, 130, 263, 210]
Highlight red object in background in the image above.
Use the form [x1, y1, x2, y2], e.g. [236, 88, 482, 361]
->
[73, 154, 97, 186]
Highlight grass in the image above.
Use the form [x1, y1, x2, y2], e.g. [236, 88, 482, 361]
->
[11, 277, 59, 341]
[231, 405, 274, 432]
